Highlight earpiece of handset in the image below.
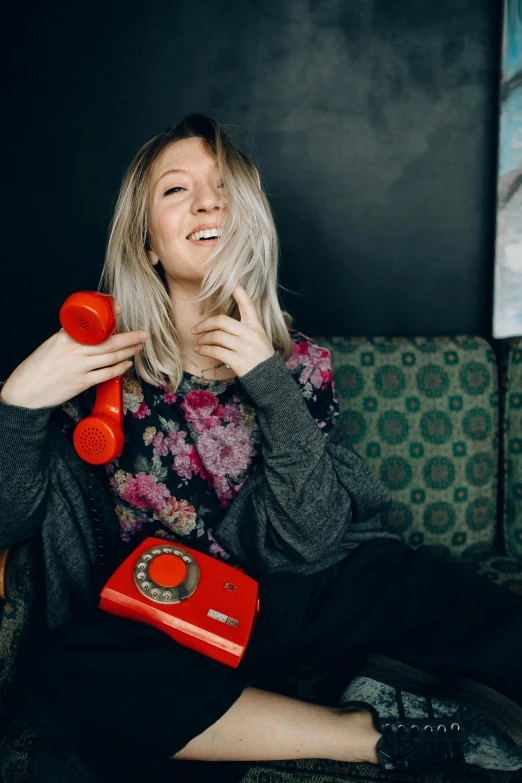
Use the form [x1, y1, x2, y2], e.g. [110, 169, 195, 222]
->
[59, 291, 124, 465]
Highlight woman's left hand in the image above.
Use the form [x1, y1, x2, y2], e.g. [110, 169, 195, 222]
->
[191, 283, 275, 377]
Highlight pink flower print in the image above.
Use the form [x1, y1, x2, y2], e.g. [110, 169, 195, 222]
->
[187, 447, 209, 482]
[296, 339, 312, 357]
[226, 476, 248, 508]
[133, 400, 151, 419]
[181, 390, 226, 433]
[319, 367, 334, 388]
[232, 478, 247, 497]
[206, 529, 230, 559]
[166, 430, 188, 456]
[182, 389, 219, 413]
[197, 423, 256, 478]
[163, 391, 177, 404]
[152, 429, 188, 459]
[206, 474, 234, 508]
[152, 431, 170, 457]
[119, 472, 170, 513]
[286, 340, 332, 389]
[173, 441, 198, 481]
[286, 338, 311, 369]
[109, 469, 132, 497]
[155, 497, 197, 536]
[221, 402, 242, 425]
[115, 504, 147, 543]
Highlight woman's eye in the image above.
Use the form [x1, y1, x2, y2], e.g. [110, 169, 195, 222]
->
[164, 186, 184, 196]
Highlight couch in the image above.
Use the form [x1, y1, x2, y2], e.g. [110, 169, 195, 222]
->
[2, 335, 522, 782]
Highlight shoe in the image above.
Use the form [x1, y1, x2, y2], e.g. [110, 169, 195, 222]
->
[340, 696, 472, 772]
[340, 677, 522, 772]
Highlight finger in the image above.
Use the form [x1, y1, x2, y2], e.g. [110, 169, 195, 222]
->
[193, 343, 235, 365]
[83, 330, 149, 354]
[194, 330, 240, 352]
[84, 342, 144, 372]
[232, 283, 258, 324]
[88, 357, 135, 385]
[192, 314, 241, 336]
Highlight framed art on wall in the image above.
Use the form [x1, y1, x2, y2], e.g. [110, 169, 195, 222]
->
[493, 0, 522, 338]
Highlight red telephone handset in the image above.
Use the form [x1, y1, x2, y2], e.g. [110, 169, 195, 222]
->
[59, 291, 124, 465]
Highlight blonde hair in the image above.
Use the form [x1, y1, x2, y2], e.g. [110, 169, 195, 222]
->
[99, 114, 294, 392]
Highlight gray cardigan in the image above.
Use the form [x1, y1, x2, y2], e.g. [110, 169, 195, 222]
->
[0, 351, 399, 630]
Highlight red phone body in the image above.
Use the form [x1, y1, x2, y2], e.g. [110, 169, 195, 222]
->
[99, 537, 260, 668]
[59, 291, 124, 464]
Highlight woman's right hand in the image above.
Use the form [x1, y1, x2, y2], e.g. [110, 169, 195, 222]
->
[0, 304, 149, 410]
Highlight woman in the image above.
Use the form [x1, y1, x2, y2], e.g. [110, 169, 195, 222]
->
[1, 114, 522, 781]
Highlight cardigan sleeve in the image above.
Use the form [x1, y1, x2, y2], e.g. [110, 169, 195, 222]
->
[0, 381, 93, 548]
[213, 348, 395, 572]
[0, 389, 56, 547]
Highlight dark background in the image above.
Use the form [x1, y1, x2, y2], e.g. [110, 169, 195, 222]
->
[1, 0, 502, 381]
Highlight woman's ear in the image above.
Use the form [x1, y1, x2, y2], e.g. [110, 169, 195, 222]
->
[148, 247, 160, 266]
[144, 233, 160, 266]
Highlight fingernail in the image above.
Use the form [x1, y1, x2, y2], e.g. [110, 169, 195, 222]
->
[139, 332, 149, 340]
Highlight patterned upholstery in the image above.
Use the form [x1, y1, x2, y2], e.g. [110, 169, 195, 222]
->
[313, 336, 499, 558]
[501, 338, 522, 559]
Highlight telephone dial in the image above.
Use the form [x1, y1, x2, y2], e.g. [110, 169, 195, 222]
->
[62, 292, 260, 667]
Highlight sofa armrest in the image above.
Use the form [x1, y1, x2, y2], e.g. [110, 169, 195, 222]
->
[0, 549, 10, 599]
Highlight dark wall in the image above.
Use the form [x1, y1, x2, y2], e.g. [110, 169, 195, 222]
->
[2, 0, 501, 380]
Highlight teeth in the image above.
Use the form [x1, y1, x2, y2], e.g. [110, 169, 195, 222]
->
[188, 229, 222, 241]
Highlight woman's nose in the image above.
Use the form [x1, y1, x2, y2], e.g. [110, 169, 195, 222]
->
[194, 185, 224, 212]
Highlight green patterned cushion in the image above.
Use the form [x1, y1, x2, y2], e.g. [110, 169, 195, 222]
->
[501, 338, 522, 559]
[313, 336, 498, 558]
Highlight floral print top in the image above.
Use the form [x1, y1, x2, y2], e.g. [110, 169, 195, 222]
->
[53, 328, 340, 565]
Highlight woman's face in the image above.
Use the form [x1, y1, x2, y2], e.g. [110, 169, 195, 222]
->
[147, 137, 227, 290]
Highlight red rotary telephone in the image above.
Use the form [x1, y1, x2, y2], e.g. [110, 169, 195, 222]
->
[100, 537, 260, 668]
[59, 291, 124, 464]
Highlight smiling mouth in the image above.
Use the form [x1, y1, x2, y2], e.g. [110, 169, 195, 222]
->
[187, 229, 222, 242]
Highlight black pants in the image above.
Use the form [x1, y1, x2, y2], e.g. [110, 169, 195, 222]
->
[22, 538, 522, 781]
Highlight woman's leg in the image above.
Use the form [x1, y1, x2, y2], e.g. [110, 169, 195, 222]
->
[173, 686, 381, 763]
[24, 610, 382, 777]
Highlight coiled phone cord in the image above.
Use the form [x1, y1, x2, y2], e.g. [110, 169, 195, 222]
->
[86, 469, 111, 595]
